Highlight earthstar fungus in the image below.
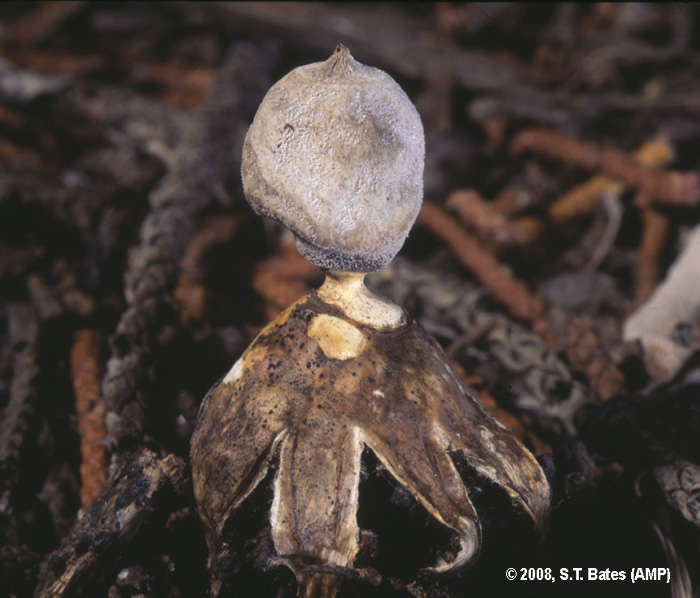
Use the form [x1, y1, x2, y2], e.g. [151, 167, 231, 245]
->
[191, 46, 550, 598]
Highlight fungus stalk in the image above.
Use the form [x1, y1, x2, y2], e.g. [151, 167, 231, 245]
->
[191, 46, 550, 598]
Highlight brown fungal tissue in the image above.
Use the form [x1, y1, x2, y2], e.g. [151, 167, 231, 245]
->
[191, 46, 550, 598]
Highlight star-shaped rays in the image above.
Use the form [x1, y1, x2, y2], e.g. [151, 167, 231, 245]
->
[192, 290, 549, 597]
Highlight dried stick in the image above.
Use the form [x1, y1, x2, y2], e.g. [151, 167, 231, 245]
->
[9, 1, 86, 46]
[634, 204, 670, 308]
[417, 202, 554, 344]
[418, 202, 627, 401]
[510, 128, 700, 208]
[70, 329, 108, 509]
[549, 135, 675, 224]
[446, 189, 529, 246]
[513, 135, 673, 308]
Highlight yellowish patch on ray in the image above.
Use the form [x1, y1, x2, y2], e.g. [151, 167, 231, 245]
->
[308, 313, 367, 360]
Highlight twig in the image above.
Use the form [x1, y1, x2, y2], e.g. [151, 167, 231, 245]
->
[136, 61, 217, 110]
[564, 6, 691, 90]
[207, 3, 700, 123]
[418, 203, 628, 401]
[550, 135, 675, 225]
[70, 329, 108, 510]
[445, 189, 529, 247]
[513, 135, 674, 276]
[516, 134, 674, 307]
[208, 2, 526, 94]
[4, 48, 104, 76]
[510, 128, 700, 208]
[9, 1, 86, 47]
[417, 202, 553, 342]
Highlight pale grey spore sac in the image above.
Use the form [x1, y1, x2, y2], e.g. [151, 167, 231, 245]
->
[241, 45, 425, 273]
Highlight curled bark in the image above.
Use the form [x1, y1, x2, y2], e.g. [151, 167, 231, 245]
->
[34, 448, 189, 598]
[0, 304, 40, 490]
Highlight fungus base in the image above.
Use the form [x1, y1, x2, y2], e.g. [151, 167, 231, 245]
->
[191, 277, 549, 597]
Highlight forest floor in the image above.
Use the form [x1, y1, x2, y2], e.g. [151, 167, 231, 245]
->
[1, 3, 699, 598]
